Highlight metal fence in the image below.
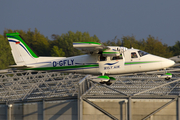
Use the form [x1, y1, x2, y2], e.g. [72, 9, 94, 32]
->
[1, 69, 180, 120]
[1, 70, 180, 102]
[0, 70, 85, 102]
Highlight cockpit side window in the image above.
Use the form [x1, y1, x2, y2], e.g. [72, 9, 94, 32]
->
[131, 52, 138, 58]
[138, 51, 149, 57]
[111, 54, 123, 60]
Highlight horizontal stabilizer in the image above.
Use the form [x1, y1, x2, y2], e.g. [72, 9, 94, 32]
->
[9, 65, 35, 68]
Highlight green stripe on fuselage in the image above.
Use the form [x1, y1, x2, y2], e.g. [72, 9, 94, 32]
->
[24, 64, 99, 71]
[125, 61, 160, 65]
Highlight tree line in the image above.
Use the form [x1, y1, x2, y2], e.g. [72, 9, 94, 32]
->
[0, 28, 179, 69]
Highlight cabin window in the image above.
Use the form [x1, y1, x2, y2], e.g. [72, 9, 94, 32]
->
[111, 54, 123, 60]
[131, 52, 138, 58]
[138, 51, 149, 57]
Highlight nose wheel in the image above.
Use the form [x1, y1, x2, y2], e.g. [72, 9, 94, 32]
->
[159, 69, 172, 80]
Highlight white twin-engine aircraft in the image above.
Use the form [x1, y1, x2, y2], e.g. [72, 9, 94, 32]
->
[7, 33, 175, 85]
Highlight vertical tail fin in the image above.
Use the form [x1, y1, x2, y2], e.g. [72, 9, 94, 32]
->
[6, 32, 38, 65]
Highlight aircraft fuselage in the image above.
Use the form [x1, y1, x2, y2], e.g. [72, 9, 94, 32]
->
[24, 48, 175, 75]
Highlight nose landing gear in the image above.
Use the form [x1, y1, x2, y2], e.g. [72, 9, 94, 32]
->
[158, 73, 172, 80]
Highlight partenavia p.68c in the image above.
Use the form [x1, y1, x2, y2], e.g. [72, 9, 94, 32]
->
[6, 33, 175, 85]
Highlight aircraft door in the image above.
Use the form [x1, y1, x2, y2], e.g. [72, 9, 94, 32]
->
[98, 55, 108, 75]
[130, 52, 141, 71]
[99, 54, 125, 75]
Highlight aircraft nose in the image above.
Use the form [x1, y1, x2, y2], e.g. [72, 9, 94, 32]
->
[162, 59, 175, 68]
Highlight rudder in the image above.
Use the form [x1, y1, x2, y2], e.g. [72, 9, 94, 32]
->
[6, 32, 38, 65]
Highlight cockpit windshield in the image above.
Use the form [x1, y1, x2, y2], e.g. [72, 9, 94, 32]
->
[138, 51, 149, 57]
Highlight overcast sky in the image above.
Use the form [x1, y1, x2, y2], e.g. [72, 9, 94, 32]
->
[1, 1, 180, 46]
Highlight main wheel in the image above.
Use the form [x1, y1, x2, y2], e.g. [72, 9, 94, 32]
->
[100, 81, 105, 84]
[106, 81, 112, 85]
[165, 77, 171, 80]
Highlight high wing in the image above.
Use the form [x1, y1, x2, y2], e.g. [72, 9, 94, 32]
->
[73, 42, 108, 54]
[73, 42, 127, 56]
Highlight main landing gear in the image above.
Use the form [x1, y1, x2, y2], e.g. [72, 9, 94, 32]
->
[100, 80, 112, 85]
[98, 76, 116, 86]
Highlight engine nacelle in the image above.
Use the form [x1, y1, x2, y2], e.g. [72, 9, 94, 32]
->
[102, 46, 127, 57]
